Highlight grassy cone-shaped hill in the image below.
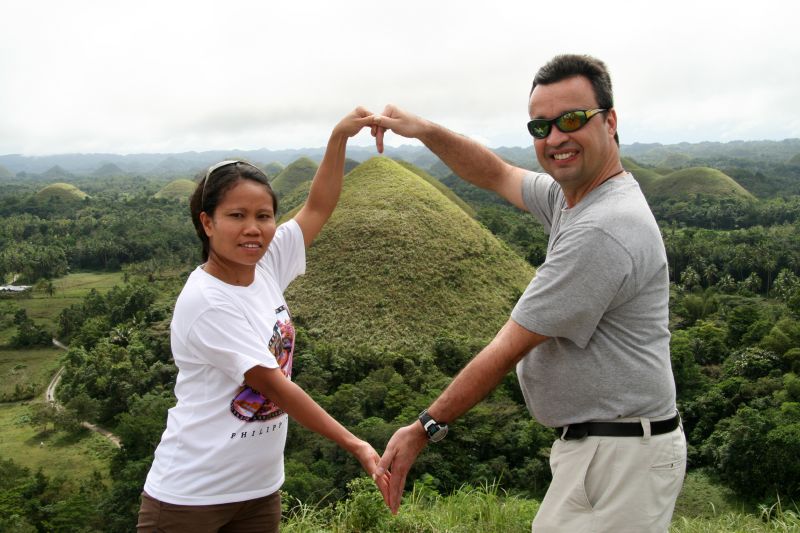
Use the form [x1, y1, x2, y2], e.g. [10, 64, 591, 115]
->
[647, 166, 754, 202]
[154, 179, 196, 200]
[284, 157, 535, 353]
[271, 157, 318, 198]
[394, 159, 476, 218]
[36, 183, 88, 201]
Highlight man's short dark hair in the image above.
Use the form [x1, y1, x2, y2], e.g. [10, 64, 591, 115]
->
[531, 54, 619, 144]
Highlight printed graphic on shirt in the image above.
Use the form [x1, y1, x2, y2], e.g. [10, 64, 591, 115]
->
[230, 305, 295, 422]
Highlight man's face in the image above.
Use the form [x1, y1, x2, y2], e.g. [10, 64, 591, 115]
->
[529, 75, 617, 194]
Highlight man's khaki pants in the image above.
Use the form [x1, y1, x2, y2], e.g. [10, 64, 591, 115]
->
[533, 421, 686, 533]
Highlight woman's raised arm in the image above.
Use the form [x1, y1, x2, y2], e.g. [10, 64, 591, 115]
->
[293, 107, 376, 246]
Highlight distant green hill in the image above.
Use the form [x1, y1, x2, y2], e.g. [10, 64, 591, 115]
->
[271, 157, 318, 198]
[284, 157, 535, 353]
[41, 166, 72, 179]
[789, 153, 800, 165]
[154, 179, 196, 200]
[622, 156, 662, 192]
[264, 162, 284, 179]
[92, 162, 126, 178]
[394, 160, 477, 218]
[657, 152, 693, 169]
[0, 164, 12, 179]
[36, 183, 89, 201]
[647, 167, 755, 202]
[344, 158, 360, 175]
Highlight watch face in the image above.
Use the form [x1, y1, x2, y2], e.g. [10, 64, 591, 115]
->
[429, 424, 448, 443]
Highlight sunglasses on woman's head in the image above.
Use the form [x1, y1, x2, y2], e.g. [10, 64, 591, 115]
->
[527, 109, 607, 139]
[201, 160, 265, 208]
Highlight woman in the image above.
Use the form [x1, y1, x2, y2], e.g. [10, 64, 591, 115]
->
[138, 108, 387, 532]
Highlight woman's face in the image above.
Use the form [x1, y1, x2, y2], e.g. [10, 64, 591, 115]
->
[201, 179, 277, 276]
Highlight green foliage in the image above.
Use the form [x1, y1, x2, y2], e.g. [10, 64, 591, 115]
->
[0, 194, 197, 282]
[702, 404, 800, 501]
[0, 241, 68, 283]
[760, 318, 800, 357]
[674, 292, 720, 327]
[334, 477, 392, 531]
[0, 458, 107, 533]
[9, 308, 51, 348]
[56, 284, 174, 424]
[722, 347, 782, 380]
[725, 302, 767, 346]
[670, 330, 709, 401]
[114, 391, 174, 459]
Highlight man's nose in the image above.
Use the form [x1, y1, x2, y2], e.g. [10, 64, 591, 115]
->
[546, 126, 570, 146]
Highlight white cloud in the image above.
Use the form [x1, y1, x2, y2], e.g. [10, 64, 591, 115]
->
[1, 0, 798, 155]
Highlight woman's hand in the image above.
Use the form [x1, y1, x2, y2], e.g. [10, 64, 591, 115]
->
[351, 438, 391, 506]
[332, 106, 377, 139]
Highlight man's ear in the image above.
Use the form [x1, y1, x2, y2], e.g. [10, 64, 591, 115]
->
[200, 211, 214, 238]
[606, 108, 618, 139]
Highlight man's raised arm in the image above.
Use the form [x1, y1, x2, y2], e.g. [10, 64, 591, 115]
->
[374, 105, 528, 210]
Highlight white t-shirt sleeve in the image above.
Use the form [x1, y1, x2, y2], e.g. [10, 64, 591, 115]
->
[186, 304, 279, 385]
[258, 219, 306, 291]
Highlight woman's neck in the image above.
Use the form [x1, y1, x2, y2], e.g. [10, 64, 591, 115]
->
[202, 256, 255, 286]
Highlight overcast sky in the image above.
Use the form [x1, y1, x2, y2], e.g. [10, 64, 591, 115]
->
[1, 0, 798, 156]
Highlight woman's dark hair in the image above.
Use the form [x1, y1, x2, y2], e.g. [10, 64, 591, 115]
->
[531, 54, 619, 145]
[189, 161, 278, 262]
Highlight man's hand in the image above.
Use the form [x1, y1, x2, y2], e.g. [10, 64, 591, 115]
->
[376, 421, 428, 514]
[372, 104, 429, 154]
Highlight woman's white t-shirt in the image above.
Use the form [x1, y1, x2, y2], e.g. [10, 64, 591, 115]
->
[144, 220, 306, 505]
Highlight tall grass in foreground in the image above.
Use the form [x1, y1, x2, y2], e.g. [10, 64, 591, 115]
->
[671, 505, 800, 532]
[283, 478, 800, 533]
[283, 478, 537, 533]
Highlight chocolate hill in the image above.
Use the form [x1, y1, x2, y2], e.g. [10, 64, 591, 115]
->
[284, 157, 535, 353]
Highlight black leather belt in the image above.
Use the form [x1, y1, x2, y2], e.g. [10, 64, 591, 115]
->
[557, 413, 680, 440]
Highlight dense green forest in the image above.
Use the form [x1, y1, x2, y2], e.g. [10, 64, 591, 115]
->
[1, 140, 800, 531]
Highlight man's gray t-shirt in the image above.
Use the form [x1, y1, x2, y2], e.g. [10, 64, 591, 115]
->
[511, 172, 676, 428]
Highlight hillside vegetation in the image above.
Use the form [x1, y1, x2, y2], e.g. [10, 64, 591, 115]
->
[394, 159, 477, 218]
[285, 157, 534, 352]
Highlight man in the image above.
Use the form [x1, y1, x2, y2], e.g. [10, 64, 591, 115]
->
[373, 54, 686, 532]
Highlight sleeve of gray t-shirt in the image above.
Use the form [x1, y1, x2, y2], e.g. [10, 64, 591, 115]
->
[520, 172, 562, 232]
[511, 174, 636, 348]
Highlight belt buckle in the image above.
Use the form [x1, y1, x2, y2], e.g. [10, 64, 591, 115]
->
[565, 423, 589, 440]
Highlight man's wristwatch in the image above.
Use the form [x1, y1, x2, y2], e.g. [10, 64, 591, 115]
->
[418, 409, 448, 442]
